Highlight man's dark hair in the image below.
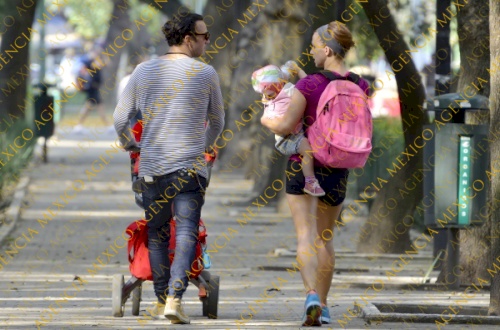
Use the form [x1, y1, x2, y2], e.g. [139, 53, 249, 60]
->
[162, 12, 204, 46]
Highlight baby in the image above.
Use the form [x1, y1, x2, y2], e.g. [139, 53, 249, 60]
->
[252, 61, 325, 197]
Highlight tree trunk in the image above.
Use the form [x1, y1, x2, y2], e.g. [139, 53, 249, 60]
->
[0, 0, 39, 121]
[239, 1, 308, 197]
[100, 0, 134, 106]
[102, 0, 185, 105]
[214, 0, 283, 166]
[436, 0, 491, 284]
[488, 0, 500, 316]
[218, 1, 335, 203]
[215, 0, 306, 200]
[356, 0, 427, 253]
[202, 0, 250, 164]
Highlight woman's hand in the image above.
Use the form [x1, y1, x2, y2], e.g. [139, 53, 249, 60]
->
[260, 90, 307, 136]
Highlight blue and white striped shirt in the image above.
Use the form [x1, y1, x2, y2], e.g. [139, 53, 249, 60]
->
[113, 57, 225, 179]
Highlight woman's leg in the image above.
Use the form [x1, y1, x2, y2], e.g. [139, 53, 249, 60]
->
[287, 193, 323, 326]
[286, 193, 319, 292]
[315, 201, 343, 306]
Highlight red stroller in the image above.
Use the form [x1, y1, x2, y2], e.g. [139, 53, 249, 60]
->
[111, 122, 219, 319]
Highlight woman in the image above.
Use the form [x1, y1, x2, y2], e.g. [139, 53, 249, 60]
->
[261, 21, 370, 326]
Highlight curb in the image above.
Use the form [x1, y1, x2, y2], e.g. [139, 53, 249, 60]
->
[0, 136, 39, 246]
[355, 302, 500, 325]
[273, 248, 433, 259]
[0, 176, 30, 245]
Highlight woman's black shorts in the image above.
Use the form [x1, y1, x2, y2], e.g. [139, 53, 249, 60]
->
[285, 159, 349, 206]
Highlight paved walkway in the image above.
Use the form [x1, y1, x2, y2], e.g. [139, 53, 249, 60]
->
[0, 125, 495, 329]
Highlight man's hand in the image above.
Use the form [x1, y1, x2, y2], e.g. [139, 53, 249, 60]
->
[127, 145, 141, 153]
[204, 148, 217, 166]
[119, 141, 140, 153]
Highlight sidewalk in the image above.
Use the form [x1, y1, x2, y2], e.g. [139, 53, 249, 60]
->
[0, 125, 496, 329]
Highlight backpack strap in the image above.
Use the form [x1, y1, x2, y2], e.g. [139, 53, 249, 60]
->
[319, 70, 360, 85]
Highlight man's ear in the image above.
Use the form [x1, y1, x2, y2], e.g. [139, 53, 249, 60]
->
[183, 34, 191, 44]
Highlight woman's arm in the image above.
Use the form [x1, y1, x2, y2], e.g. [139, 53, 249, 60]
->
[260, 89, 307, 136]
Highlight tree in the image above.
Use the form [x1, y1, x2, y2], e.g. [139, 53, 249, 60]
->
[63, 0, 113, 39]
[435, 0, 491, 285]
[96, 0, 182, 105]
[488, 0, 500, 316]
[218, 0, 311, 201]
[202, 0, 251, 164]
[0, 0, 39, 120]
[356, 0, 427, 253]
[215, 1, 343, 206]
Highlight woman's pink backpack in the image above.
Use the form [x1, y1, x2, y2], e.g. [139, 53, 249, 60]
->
[306, 71, 372, 168]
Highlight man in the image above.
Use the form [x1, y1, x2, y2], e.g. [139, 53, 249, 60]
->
[113, 13, 224, 324]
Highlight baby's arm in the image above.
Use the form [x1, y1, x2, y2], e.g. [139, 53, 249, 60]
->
[283, 60, 307, 80]
[261, 99, 283, 120]
[297, 68, 307, 79]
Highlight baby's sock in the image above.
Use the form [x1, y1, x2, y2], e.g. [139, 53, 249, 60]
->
[305, 176, 317, 183]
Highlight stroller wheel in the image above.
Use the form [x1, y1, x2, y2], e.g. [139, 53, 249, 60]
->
[207, 275, 220, 319]
[131, 284, 142, 316]
[112, 274, 125, 317]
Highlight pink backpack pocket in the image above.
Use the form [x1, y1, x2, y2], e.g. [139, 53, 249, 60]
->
[307, 73, 372, 168]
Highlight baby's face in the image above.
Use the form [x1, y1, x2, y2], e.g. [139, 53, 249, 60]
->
[263, 89, 278, 99]
[262, 83, 283, 99]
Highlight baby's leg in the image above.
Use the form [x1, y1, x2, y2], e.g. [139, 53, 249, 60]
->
[297, 138, 315, 177]
[298, 138, 325, 196]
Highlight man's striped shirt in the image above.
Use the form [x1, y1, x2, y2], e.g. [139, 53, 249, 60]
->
[113, 57, 225, 179]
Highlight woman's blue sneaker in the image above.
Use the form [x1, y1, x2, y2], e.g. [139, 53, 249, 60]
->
[321, 305, 331, 324]
[302, 292, 322, 326]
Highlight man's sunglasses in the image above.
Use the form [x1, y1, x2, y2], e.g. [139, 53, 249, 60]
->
[192, 31, 210, 40]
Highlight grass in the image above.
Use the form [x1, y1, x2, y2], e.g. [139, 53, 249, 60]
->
[0, 120, 37, 210]
[0, 87, 117, 211]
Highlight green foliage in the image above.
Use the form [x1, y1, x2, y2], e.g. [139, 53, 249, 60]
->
[44, 0, 164, 41]
[365, 116, 405, 180]
[128, 0, 164, 37]
[346, 10, 385, 65]
[0, 121, 36, 207]
[346, 116, 429, 232]
[372, 116, 405, 155]
[388, 0, 434, 44]
[347, 116, 404, 199]
[48, 0, 114, 40]
[344, 0, 435, 65]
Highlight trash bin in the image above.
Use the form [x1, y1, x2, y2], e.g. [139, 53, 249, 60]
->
[423, 93, 489, 287]
[34, 84, 55, 163]
[423, 93, 489, 228]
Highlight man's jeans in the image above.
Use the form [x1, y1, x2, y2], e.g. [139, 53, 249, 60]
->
[142, 169, 206, 302]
